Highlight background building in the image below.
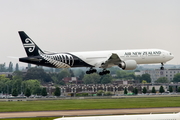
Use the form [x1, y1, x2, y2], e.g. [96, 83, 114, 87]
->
[135, 69, 180, 83]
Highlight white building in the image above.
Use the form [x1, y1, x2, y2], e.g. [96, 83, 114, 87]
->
[135, 69, 180, 83]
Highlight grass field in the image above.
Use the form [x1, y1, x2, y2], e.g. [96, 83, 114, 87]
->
[0, 96, 180, 112]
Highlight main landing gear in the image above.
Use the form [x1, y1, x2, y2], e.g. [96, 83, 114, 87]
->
[86, 68, 110, 75]
[99, 69, 110, 75]
[86, 69, 97, 74]
[160, 63, 164, 70]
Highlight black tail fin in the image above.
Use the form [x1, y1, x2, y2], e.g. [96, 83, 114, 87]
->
[18, 31, 44, 57]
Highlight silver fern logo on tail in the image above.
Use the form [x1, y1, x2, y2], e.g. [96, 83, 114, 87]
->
[39, 50, 74, 68]
[23, 38, 35, 52]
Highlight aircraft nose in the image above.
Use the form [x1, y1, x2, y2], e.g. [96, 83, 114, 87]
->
[169, 53, 174, 60]
[171, 54, 174, 59]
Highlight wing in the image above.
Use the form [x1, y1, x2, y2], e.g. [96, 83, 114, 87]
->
[101, 53, 122, 68]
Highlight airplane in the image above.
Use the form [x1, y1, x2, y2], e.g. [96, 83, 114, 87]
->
[54, 112, 180, 120]
[18, 31, 174, 75]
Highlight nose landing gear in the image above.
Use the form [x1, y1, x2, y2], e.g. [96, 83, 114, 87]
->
[160, 63, 164, 70]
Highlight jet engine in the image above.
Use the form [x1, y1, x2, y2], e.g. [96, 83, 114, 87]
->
[118, 60, 137, 70]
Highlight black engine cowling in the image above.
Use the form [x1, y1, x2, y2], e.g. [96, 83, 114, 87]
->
[118, 60, 137, 70]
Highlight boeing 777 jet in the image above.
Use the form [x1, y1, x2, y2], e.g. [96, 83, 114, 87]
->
[18, 31, 174, 75]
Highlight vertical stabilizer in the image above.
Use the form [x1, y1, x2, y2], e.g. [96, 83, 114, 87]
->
[18, 31, 44, 57]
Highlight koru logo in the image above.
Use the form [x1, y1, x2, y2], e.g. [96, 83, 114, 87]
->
[23, 38, 35, 52]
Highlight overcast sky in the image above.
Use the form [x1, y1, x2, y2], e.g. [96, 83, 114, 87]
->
[0, 0, 179, 67]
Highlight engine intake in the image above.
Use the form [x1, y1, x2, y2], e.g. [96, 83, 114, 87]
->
[118, 60, 137, 70]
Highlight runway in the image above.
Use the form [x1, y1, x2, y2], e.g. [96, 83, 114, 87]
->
[1, 107, 180, 118]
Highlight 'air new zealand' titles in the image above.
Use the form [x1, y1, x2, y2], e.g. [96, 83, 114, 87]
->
[18, 31, 174, 75]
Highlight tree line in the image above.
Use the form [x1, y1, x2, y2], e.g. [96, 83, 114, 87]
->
[12, 67, 155, 85]
[1, 62, 180, 97]
[0, 62, 18, 72]
[0, 74, 61, 97]
[1, 62, 180, 84]
[1, 63, 180, 85]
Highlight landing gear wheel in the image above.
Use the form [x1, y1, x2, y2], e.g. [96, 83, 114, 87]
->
[99, 72, 103, 76]
[91, 69, 97, 73]
[99, 69, 110, 75]
[160, 67, 164, 70]
[106, 70, 110, 74]
[86, 68, 97, 74]
[86, 71, 90, 74]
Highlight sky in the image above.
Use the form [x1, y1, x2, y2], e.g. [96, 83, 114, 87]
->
[0, 0, 180, 67]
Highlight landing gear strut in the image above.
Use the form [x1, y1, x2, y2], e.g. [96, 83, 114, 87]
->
[99, 69, 110, 75]
[160, 63, 164, 70]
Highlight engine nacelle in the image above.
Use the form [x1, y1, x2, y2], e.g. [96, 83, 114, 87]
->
[118, 60, 137, 70]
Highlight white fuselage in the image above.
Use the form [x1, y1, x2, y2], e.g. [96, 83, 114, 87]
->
[54, 113, 180, 120]
[70, 49, 174, 68]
